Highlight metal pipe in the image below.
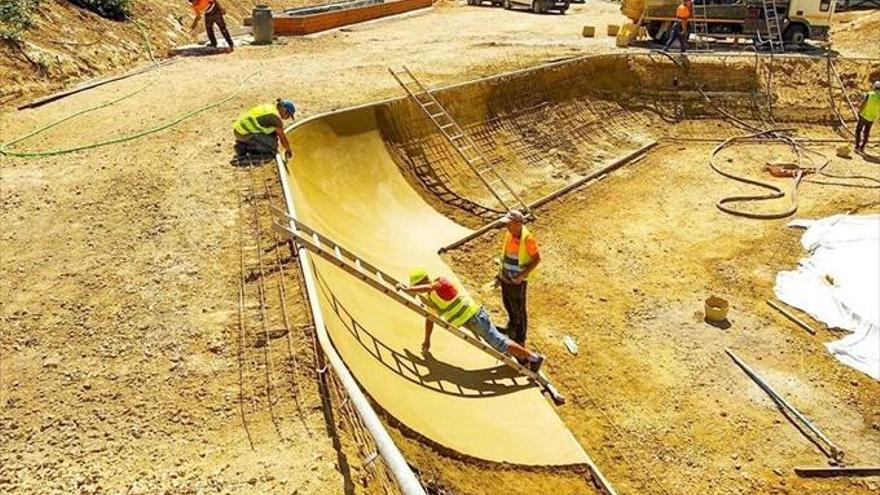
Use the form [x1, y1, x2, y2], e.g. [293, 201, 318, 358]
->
[439, 141, 659, 253]
[276, 157, 427, 495]
[725, 348, 844, 462]
[766, 300, 817, 335]
[795, 466, 880, 478]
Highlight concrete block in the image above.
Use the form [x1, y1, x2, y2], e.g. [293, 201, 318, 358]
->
[582, 26, 595, 38]
[607, 24, 619, 36]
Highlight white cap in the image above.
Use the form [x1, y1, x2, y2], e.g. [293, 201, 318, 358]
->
[501, 210, 525, 224]
[874, 81, 880, 90]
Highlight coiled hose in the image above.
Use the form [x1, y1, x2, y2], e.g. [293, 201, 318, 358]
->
[654, 50, 876, 219]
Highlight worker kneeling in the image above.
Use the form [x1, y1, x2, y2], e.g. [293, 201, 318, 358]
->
[398, 269, 545, 372]
[232, 99, 296, 162]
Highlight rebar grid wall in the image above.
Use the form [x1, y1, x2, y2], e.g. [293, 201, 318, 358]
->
[374, 54, 879, 222]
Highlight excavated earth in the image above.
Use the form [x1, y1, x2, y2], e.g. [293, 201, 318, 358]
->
[2, 3, 880, 495]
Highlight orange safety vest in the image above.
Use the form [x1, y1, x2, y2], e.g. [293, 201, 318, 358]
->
[192, 0, 216, 15]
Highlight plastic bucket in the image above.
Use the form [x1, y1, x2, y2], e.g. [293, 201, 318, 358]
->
[704, 296, 729, 322]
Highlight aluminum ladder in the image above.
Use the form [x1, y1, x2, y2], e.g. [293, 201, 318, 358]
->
[271, 209, 565, 404]
[388, 65, 529, 213]
[690, 0, 711, 51]
[761, 0, 785, 53]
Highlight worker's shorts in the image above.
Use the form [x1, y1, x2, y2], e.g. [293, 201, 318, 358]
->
[463, 307, 510, 353]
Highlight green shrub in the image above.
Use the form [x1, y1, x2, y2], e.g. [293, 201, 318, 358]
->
[0, 0, 40, 43]
[67, 0, 132, 21]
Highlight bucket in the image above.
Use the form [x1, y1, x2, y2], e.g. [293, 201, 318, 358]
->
[704, 296, 729, 322]
[252, 5, 274, 45]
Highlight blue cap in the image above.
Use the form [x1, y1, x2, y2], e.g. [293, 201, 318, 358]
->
[276, 99, 296, 116]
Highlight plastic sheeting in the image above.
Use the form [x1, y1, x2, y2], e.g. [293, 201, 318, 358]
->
[774, 215, 880, 380]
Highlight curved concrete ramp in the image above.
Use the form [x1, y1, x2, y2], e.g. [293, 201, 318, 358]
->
[282, 105, 588, 466]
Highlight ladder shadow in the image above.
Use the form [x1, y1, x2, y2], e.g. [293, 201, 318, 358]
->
[315, 271, 533, 398]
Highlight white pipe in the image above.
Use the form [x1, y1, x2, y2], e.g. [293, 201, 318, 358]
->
[275, 156, 427, 495]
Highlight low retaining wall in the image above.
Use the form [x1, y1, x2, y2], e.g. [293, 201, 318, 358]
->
[247, 0, 432, 36]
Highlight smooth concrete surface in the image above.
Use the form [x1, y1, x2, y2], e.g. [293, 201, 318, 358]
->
[282, 105, 589, 465]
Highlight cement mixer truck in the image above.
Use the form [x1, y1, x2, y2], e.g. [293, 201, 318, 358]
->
[621, 0, 835, 45]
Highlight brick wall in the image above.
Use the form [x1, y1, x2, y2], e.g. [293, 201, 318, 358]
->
[274, 0, 432, 35]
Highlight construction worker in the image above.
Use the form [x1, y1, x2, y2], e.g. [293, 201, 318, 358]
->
[855, 81, 880, 153]
[496, 210, 539, 347]
[232, 99, 296, 161]
[663, 0, 691, 53]
[397, 269, 545, 372]
[188, 0, 234, 52]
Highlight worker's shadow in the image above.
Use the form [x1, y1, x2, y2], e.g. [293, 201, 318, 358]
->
[315, 272, 533, 398]
[858, 149, 880, 165]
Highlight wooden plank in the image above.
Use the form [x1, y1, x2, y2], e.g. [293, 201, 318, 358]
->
[795, 466, 880, 478]
[17, 59, 175, 110]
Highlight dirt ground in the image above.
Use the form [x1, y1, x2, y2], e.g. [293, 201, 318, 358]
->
[2, 2, 880, 495]
[447, 141, 880, 495]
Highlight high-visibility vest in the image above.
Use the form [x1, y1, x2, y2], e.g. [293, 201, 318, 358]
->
[861, 91, 880, 122]
[427, 279, 479, 327]
[500, 226, 538, 281]
[233, 104, 279, 135]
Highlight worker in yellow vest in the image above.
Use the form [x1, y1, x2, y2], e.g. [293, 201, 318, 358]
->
[232, 99, 296, 162]
[398, 269, 545, 372]
[497, 210, 540, 347]
[855, 81, 880, 153]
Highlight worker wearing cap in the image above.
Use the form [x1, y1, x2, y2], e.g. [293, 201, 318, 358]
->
[232, 99, 296, 161]
[497, 210, 540, 347]
[855, 81, 880, 153]
[397, 269, 545, 372]
[663, 0, 691, 53]
[188, 0, 234, 52]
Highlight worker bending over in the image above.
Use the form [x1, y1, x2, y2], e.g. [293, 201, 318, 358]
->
[663, 0, 691, 53]
[189, 0, 234, 52]
[855, 81, 880, 153]
[232, 99, 296, 161]
[497, 210, 540, 347]
[398, 269, 545, 372]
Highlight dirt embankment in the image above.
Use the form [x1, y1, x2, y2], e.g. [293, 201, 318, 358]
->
[0, 0, 303, 105]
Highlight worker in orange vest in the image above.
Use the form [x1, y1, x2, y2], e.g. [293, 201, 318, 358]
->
[663, 0, 692, 53]
[496, 210, 540, 348]
[188, 0, 234, 52]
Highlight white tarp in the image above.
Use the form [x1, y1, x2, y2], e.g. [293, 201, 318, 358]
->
[774, 214, 880, 380]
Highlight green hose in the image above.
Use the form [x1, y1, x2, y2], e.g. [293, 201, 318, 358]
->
[0, 20, 263, 158]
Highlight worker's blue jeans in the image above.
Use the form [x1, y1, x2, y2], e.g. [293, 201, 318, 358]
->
[463, 307, 510, 353]
[663, 22, 689, 53]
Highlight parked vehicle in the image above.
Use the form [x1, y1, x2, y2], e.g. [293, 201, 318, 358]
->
[621, 0, 835, 44]
[504, 0, 570, 14]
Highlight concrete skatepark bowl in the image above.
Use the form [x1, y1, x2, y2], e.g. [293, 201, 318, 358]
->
[277, 53, 880, 468]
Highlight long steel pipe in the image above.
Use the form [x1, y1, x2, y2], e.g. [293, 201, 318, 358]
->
[276, 156, 427, 495]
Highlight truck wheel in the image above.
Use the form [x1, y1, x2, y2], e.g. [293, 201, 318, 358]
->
[503, 0, 512, 9]
[647, 21, 665, 42]
[783, 24, 807, 45]
[532, 0, 544, 13]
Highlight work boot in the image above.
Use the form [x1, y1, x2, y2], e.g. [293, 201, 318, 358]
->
[528, 353, 544, 373]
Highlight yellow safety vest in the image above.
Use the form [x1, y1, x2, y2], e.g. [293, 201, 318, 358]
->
[427, 280, 479, 327]
[233, 104, 280, 135]
[500, 226, 538, 281]
[861, 91, 880, 122]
